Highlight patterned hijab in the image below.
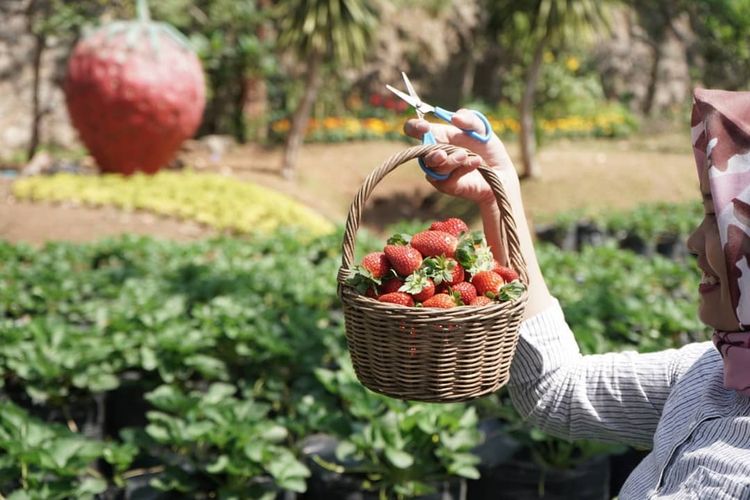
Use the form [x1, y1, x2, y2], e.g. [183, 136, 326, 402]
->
[691, 88, 750, 395]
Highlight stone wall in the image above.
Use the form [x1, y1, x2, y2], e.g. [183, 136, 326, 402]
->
[594, 8, 693, 114]
[0, 0, 76, 156]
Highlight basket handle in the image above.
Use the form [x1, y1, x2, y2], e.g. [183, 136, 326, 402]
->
[337, 143, 529, 287]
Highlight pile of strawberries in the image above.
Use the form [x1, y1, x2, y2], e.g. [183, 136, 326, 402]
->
[346, 217, 524, 308]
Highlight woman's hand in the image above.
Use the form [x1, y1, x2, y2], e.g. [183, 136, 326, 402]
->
[405, 108, 555, 320]
[403, 109, 519, 205]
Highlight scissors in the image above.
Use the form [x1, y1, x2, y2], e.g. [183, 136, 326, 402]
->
[386, 72, 492, 180]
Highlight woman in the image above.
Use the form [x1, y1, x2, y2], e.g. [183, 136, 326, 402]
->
[404, 89, 750, 499]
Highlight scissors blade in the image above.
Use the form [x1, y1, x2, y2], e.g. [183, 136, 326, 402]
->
[386, 84, 435, 119]
[402, 73, 419, 102]
[385, 84, 420, 109]
[401, 72, 426, 119]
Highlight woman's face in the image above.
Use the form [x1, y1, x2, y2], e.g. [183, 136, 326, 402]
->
[687, 167, 741, 331]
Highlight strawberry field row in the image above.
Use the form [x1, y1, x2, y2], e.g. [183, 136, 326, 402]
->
[534, 201, 703, 259]
[0, 224, 705, 498]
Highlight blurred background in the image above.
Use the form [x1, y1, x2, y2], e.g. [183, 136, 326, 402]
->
[0, 0, 746, 499]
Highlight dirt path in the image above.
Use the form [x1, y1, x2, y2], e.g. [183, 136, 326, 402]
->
[0, 132, 698, 245]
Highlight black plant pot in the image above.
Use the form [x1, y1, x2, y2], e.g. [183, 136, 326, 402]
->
[467, 454, 610, 500]
[575, 221, 607, 250]
[618, 232, 653, 256]
[655, 233, 688, 260]
[535, 224, 577, 251]
[104, 371, 153, 439]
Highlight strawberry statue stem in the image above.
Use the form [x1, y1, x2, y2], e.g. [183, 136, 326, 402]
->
[136, 0, 151, 22]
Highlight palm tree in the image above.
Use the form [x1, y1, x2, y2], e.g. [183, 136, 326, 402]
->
[489, 0, 610, 179]
[276, 0, 378, 180]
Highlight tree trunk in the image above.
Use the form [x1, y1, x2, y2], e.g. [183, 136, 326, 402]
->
[27, 31, 45, 161]
[26, 0, 48, 161]
[642, 41, 663, 116]
[281, 52, 323, 181]
[519, 36, 546, 180]
[460, 50, 477, 104]
[242, 0, 271, 142]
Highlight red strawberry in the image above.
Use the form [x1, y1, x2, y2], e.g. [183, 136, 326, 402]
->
[400, 274, 436, 303]
[422, 293, 458, 308]
[410, 231, 458, 258]
[447, 260, 465, 285]
[494, 265, 520, 283]
[412, 280, 436, 303]
[378, 292, 415, 307]
[64, 5, 205, 174]
[470, 296, 494, 307]
[471, 271, 505, 297]
[451, 282, 477, 305]
[430, 217, 469, 236]
[379, 277, 404, 295]
[361, 252, 390, 279]
[384, 244, 423, 276]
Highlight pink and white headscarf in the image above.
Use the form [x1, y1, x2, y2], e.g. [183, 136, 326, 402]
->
[691, 88, 750, 395]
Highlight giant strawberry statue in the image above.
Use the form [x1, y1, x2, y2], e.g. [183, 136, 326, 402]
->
[64, 0, 205, 175]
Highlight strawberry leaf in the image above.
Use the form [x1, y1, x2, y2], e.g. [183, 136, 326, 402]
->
[496, 281, 526, 301]
[400, 272, 429, 294]
[467, 245, 495, 275]
[421, 256, 454, 284]
[386, 233, 411, 245]
[455, 238, 477, 270]
[345, 266, 380, 295]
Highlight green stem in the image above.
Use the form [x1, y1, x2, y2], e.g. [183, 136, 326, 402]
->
[21, 461, 28, 489]
[136, 0, 151, 22]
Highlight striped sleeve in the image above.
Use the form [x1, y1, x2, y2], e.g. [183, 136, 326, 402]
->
[507, 299, 711, 449]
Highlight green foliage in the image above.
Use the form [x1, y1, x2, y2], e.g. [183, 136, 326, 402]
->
[275, 0, 378, 66]
[540, 242, 706, 354]
[136, 383, 310, 497]
[30, 0, 116, 38]
[486, 0, 611, 47]
[149, 0, 276, 140]
[316, 360, 482, 498]
[688, 0, 750, 89]
[0, 401, 136, 500]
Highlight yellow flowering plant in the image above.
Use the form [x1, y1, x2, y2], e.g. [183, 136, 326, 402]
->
[12, 171, 335, 237]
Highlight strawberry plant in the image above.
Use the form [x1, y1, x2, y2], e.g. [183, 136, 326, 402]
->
[129, 383, 310, 498]
[315, 360, 483, 499]
[0, 401, 136, 499]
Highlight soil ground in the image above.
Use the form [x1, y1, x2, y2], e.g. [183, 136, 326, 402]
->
[0, 130, 698, 246]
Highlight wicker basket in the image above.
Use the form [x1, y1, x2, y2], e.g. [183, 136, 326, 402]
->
[336, 143, 528, 403]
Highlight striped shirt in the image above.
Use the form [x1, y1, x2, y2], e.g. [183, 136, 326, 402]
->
[508, 300, 750, 499]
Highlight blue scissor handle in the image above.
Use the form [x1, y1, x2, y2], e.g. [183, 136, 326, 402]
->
[433, 107, 492, 143]
[418, 108, 492, 180]
[418, 130, 450, 180]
